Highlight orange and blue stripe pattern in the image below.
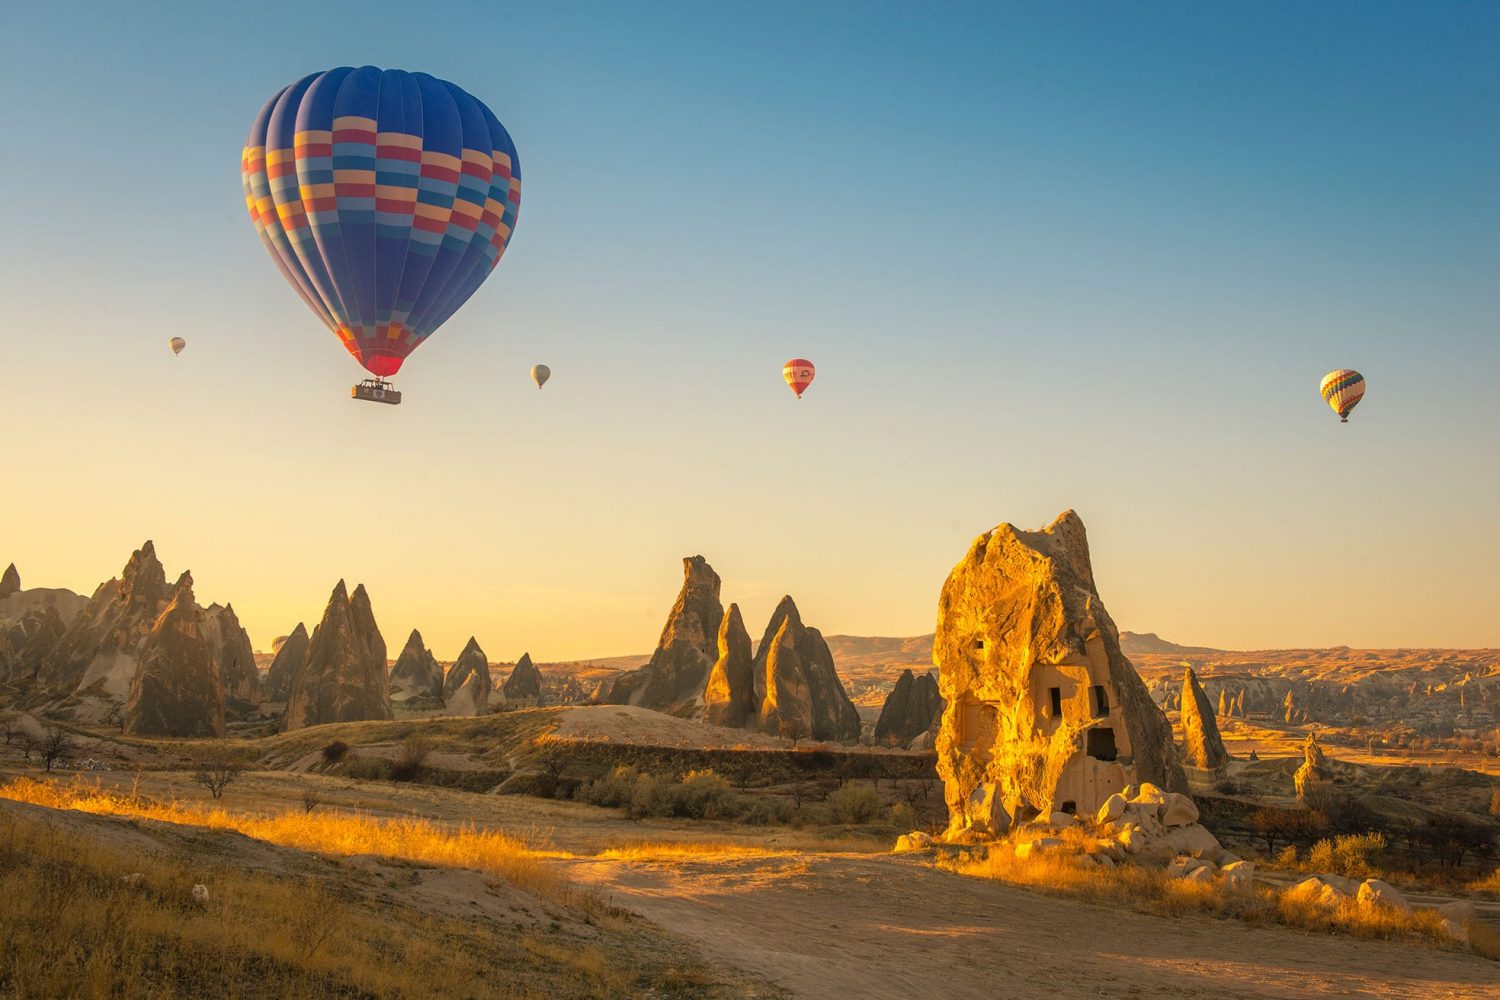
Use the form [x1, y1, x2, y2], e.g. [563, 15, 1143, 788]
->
[1320, 369, 1365, 423]
[243, 67, 520, 378]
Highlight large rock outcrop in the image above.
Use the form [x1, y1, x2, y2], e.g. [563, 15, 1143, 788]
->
[33, 541, 173, 715]
[264, 623, 308, 702]
[703, 604, 756, 728]
[124, 573, 226, 738]
[444, 637, 492, 716]
[874, 669, 944, 747]
[1294, 733, 1335, 803]
[603, 556, 723, 713]
[0, 564, 18, 600]
[199, 603, 260, 708]
[934, 511, 1188, 838]
[0, 603, 68, 686]
[1180, 667, 1228, 769]
[754, 596, 862, 742]
[501, 652, 543, 702]
[284, 581, 392, 731]
[389, 629, 443, 700]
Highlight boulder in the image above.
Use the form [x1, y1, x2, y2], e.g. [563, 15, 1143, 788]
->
[1095, 793, 1128, 824]
[1220, 860, 1255, 892]
[1161, 792, 1200, 828]
[1166, 855, 1211, 878]
[1355, 879, 1410, 912]
[874, 669, 945, 748]
[1164, 823, 1221, 858]
[501, 652, 543, 702]
[388, 629, 442, 700]
[966, 783, 1011, 836]
[754, 596, 861, 742]
[1015, 837, 1063, 859]
[124, 573, 225, 738]
[444, 637, 492, 717]
[264, 623, 308, 702]
[603, 556, 723, 712]
[933, 511, 1188, 838]
[1294, 734, 1335, 803]
[284, 581, 392, 730]
[1180, 667, 1229, 769]
[1287, 874, 1355, 909]
[894, 831, 936, 853]
[1436, 900, 1476, 926]
[703, 604, 756, 727]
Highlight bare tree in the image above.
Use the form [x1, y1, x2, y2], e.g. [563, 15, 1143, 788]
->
[302, 787, 323, 814]
[40, 727, 74, 772]
[1, 720, 18, 747]
[16, 731, 36, 762]
[777, 718, 807, 747]
[193, 756, 240, 800]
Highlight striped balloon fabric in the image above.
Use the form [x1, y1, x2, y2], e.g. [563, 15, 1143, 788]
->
[1320, 369, 1365, 423]
[242, 67, 521, 378]
[783, 359, 816, 398]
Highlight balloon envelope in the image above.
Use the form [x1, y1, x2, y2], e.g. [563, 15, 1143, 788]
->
[242, 67, 521, 378]
[531, 364, 550, 388]
[168, 337, 186, 356]
[1320, 369, 1365, 422]
[783, 358, 815, 398]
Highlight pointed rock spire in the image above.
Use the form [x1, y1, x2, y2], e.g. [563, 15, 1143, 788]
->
[265, 622, 309, 702]
[704, 604, 755, 728]
[125, 571, 225, 738]
[874, 669, 944, 747]
[445, 637, 492, 716]
[502, 652, 543, 702]
[603, 555, 724, 711]
[755, 596, 860, 743]
[0, 563, 19, 599]
[389, 628, 443, 699]
[1180, 667, 1229, 769]
[284, 580, 392, 730]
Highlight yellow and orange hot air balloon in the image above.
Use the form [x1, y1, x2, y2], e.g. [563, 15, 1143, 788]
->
[1320, 369, 1365, 423]
[168, 337, 187, 356]
[783, 358, 815, 399]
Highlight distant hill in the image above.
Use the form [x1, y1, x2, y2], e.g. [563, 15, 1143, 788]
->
[1117, 632, 1224, 656]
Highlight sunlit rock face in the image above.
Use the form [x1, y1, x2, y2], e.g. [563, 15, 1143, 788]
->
[444, 637, 492, 717]
[264, 623, 309, 702]
[389, 628, 443, 701]
[874, 669, 944, 748]
[703, 604, 755, 728]
[125, 572, 226, 738]
[501, 652, 543, 702]
[1180, 666, 1229, 769]
[934, 511, 1187, 838]
[1294, 733, 1334, 802]
[753, 596, 862, 743]
[284, 581, 392, 731]
[604, 556, 723, 713]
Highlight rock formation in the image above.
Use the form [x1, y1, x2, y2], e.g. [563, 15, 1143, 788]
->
[874, 669, 944, 747]
[199, 603, 260, 708]
[284, 581, 392, 731]
[0, 603, 67, 685]
[444, 637, 492, 716]
[124, 573, 226, 738]
[264, 623, 308, 702]
[933, 511, 1188, 838]
[0, 563, 19, 600]
[754, 596, 862, 742]
[389, 629, 443, 700]
[1180, 667, 1229, 769]
[34, 541, 173, 713]
[703, 604, 756, 727]
[603, 556, 723, 713]
[1294, 733, 1335, 802]
[501, 652, 543, 702]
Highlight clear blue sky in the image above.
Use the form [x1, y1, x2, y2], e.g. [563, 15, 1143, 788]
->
[3, 2, 1497, 657]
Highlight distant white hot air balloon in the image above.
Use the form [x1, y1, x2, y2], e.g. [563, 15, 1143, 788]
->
[531, 364, 551, 389]
[168, 337, 187, 356]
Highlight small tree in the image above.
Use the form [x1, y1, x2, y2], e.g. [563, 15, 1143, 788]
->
[40, 727, 74, 772]
[1, 720, 18, 747]
[302, 787, 323, 814]
[193, 754, 240, 800]
[777, 717, 807, 747]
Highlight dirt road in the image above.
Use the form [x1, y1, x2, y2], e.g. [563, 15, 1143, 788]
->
[560, 851, 1499, 1000]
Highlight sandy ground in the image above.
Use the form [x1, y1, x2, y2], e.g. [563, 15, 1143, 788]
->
[561, 851, 1500, 1000]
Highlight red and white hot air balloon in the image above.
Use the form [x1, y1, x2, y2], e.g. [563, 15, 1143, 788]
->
[783, 358, 815, 399]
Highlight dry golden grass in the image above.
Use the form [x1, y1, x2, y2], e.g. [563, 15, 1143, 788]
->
[943, 846, 1465, 948]
[0, 806, 643, 999]
[0, 775, 565, 899]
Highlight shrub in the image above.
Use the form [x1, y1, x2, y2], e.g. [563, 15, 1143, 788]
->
[827, 782, 883, 825]
[390, 733, 434, 782]
[344, 755, 391, 781]
[889, 801, 917, 830]
[321, 740, 349, 764]
[675, 770, 736, 820]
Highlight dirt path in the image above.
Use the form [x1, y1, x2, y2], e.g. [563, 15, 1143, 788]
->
[558, 852, 1499, 1000]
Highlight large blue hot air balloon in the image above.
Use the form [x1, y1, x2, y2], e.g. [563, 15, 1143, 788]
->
[242, 68, 520, 400]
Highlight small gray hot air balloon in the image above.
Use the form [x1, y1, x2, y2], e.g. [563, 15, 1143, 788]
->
[531, 364, 551, 389]
[168, 337, 187, 356]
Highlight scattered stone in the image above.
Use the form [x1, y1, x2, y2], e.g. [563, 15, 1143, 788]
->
[967, 784, 1011, 836]
[1096, 793, 1128, 824]
[1180, 666, 1229, 769]
[1161, 793, 1199, 828]
[191, 884, 210, 905]
[933, 511, 1188, 838]
[894, 831, 936, 853]
[121, 872, 145, 887]
[1220, 860, 1255, 892]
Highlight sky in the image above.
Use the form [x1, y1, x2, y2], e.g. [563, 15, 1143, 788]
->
[2, 2, 1497, 659]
